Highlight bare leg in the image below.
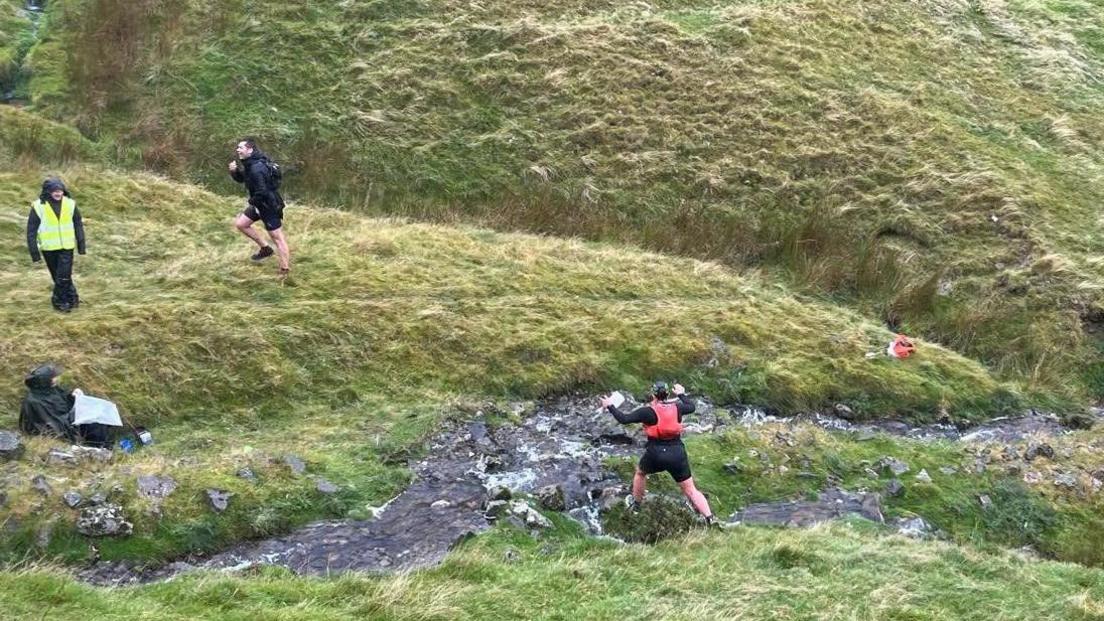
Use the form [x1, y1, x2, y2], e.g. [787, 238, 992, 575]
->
[234, 213, 268, 249]
[678, 477, 713, 518]
[632, 467, 648, 502]
[268, 227, 291, 271]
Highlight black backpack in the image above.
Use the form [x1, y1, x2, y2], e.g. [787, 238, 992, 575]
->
[261, 157, 283, 190]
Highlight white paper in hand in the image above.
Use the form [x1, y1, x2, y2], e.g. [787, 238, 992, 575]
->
[608, 391, 625, 408]
[72, 394, 124, 427]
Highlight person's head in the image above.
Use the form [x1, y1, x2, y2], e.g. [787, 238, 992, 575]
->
[40, 177, 67, 202]
[24, 363, 61, 389]
[651, 381, 669, 400]
[235, 138, 257, 160]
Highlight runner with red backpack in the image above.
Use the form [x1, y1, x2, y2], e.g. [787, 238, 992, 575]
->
[600, 381, 717, 525]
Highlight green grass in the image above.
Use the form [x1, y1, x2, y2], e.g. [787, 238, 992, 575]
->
[0, 154, 1025, 564]
[16, 0, 1104, 404]
[1, 524, 1103, 620]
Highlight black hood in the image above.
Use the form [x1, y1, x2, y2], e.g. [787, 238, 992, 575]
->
[39, 177, 71, 203]
[24, 364, 60, 390]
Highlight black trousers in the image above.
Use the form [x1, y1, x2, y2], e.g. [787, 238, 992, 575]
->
[42, 249, 79, 309]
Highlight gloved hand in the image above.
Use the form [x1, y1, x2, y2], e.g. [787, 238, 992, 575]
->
[673, 383, 686, 396]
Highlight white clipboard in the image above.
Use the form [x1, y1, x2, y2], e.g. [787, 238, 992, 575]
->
[607, 391, 625, 408]
[72, 394, 124, 427]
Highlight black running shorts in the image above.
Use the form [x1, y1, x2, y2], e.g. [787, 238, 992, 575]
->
[242, 203, 283, 231]
[638, 440, 692, 483]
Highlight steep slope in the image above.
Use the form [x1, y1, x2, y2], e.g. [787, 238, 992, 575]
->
[16, 0, 1104, 403]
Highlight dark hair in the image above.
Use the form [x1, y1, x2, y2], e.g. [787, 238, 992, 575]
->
[238, 137, 258, 150]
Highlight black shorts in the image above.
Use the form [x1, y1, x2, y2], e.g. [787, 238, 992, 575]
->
[638, 440, 692, 483]
[242, 204, 283, 232]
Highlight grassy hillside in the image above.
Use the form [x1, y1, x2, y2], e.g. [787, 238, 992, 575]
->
[2, 526, 1103, 620]
[13, 0, 1104, 405]
[0, 0, 32, 95]
[0, 113, 1032, 564]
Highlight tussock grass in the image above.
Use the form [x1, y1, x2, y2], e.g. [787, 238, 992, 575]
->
[1, 525, 1102, 620]
[20, 0, 1104, 403]
[0, 159, 1018, 563]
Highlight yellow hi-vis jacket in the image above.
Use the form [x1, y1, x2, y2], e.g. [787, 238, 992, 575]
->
[33, 197, 77, 251]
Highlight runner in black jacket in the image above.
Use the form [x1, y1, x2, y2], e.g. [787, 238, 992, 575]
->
[601, 381, 716, 524]
[229, 138, 290, 276]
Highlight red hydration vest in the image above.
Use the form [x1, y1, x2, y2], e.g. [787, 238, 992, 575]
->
[644, 399, 683, 440]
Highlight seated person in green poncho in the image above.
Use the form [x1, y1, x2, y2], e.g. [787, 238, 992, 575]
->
[19, 364, 112, 448]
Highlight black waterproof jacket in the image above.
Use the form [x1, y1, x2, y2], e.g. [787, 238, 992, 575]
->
[19, 374, 77, 440]
[229, 151, 284, 212]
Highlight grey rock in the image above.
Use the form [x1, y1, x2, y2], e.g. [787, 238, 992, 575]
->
[36, 520, 54, 548]
[895, 516, 933, 539]
[939, 466, 958, 475]
[137, 475, 177, 500]
[31, 474, 52, 496]
[486, 485, 511, 502]
[46, 449, 77, 466]
[206, 489, 233, 513]
[834, 403, 855, 420]
[536, 484, 566, 512]
[0, 431, 25, 461]
[596, 487, 624, 513]
[731, 488, 883, 527]
[1054, 472, 1078, 489]
[502, 547, 521, 563]
[77, 504, 133, 537]
[876, 457, 910, 476]
[71, 446, 113, 463]
[1023, 471, 1043, 485]
[282, 455, 307, 475]
[236, 467, 258, 482]
[1023, 443, 1055, 462]
[63, 490, 83, 508]
[978, 494, 992, 509]
[885, 479, 905, 497]
[722, 461, 743, 474]
[89, 492, 108, 506]
[430, 499, 451, 509]
[509, 500, 552, 529]
[315, 478, 339, 494]
[915, 469, 932, 484]
[484, 500, 509, 519]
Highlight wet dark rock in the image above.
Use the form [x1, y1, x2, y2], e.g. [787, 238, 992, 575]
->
[1024, 443, 1055, 462]
[89, 492, 107, 506]
[46, 449, 77, 466]
[315, 478, 339, 494]
[31, 474, 52, 496]
[282, 455, 307, 475]
[63, 490, 83, 508]
[137, 475, 177, 500]
[77, 504, 133, 537]
[537, 484, 566, 512]
[730, 488, 884, 527]
[477, 454, 504, 472]
[594, 433, 634, 446]
[0, 491, 7, 507]
[1093, 468, 1104, 482]
[0, 431, 24, 461]
[885, 479, 905, 498]
[206, 489, 233, 513]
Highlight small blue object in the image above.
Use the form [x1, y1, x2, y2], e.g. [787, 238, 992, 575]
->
[119, 437, 135, 453]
